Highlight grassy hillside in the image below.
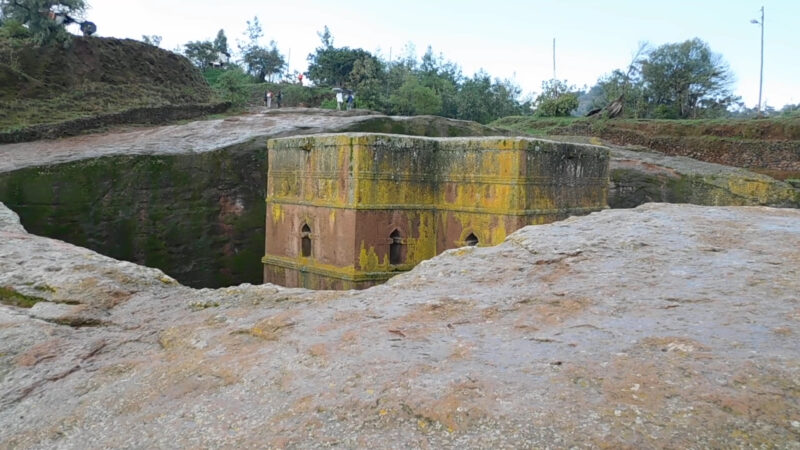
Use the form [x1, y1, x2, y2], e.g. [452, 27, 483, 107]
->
[0, 36, 221, 132]
[492, 116, 800, 141]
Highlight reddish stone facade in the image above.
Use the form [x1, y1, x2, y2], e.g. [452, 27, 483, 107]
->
[263, 134, 609, 289]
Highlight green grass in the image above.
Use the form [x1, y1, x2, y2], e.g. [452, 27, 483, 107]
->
[490, 115, 800, 141]
[0, 286, 46, 308]
[0, 81, 222, 131]
[490, 116, 581, 136]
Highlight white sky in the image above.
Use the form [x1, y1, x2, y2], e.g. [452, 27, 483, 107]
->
[80, 0, 799, 108]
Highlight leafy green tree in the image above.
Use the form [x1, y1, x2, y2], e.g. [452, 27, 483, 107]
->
[141, 34, 161, 47]
[212, 66, 252, 107]
[347, 52, 385, 110]
[307, 26, 380, 87]
[308, 46, 377, 87]
[455, 72, 494, 123]
[579, 70, 646, 118]
[389, 75, 442, 115]
[532, 79, 579, 117]
[183, 40, 216, 68]
[486, 78, 526, 118]
[238, 16, 285, 81]
[418, 46, 461, 117]
[0, 18, 30, 68]
[640, 38, 734, 119]
[317, 25, 333, 49]
[0, 0, 86, 45]
[213, 29, 228, 55]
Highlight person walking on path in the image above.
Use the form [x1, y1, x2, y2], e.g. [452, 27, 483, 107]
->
[346, 93, 354, 110]
[336, 91, 343, 110]
[266, 90, 273, 109]
[277, 91, 283, 108]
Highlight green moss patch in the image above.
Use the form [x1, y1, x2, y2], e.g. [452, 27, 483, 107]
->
[0, 286, 47, 308]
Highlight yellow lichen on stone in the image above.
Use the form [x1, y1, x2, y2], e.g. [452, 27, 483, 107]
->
[727, 177, 771, 204]
[271, 203, 284, 224]
[265, 134, 609, 289]
[358, 241, 381, 271]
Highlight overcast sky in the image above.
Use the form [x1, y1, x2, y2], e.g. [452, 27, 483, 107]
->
[79, 0, 798, 109]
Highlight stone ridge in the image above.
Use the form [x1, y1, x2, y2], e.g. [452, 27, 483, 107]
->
[2, 201, 800, 447]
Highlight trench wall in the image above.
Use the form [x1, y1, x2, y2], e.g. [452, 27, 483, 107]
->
[0, 139, 266, 288]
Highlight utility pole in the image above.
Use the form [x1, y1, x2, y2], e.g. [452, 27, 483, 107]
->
[751, 6, 764, 114]
[552, 38, 556, 80]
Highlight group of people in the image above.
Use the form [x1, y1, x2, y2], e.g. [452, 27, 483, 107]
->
[264, 87, 357, 111]
[264, 90, 283, 109]
[336, 91, 355, 111]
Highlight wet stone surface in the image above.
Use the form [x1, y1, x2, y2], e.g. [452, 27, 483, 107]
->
[1, 201, 799, 448]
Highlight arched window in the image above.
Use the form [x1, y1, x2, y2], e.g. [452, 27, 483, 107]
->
[465, 233, 479, 247]
[301, 224, 312, 257]
[389, 229, 403, 265]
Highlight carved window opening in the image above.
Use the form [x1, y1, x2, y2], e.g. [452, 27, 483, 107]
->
[301, 224, 312, 257]
[389, 229, 403, 265]
[465, 233, 479, 247]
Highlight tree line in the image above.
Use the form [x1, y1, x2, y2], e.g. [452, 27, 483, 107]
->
[3, 1, 796, 121]
[175, 23, 793, 121]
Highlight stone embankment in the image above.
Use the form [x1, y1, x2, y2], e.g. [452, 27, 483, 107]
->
[1, 201, 799, 447]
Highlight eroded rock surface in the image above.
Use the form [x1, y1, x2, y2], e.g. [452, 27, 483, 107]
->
[2, 201, 799, 448]
[610, 144, 800, 208]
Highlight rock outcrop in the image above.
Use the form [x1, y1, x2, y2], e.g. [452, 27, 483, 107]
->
[2, 201, 799, 448]
[609, 144, 800, 208]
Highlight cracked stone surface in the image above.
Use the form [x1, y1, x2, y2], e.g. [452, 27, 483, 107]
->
[1, 201, 799, 448]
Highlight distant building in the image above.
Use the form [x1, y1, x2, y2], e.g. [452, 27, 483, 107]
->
[263, 134, 609, 289]
[210, 51, 230, 68]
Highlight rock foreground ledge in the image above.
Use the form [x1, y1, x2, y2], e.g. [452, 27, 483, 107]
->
[1, 202, 799, 448]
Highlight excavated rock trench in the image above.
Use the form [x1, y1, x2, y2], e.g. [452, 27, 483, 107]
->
[0, 110, 797, 288]
[0, 110, 501, 288]
[1, 110, 799, 446]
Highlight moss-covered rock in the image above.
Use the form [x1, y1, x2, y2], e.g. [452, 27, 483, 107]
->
[0, 140, 267, 288]
[609, 147, 800, 208]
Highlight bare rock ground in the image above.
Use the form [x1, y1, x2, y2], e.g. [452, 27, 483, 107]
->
[0, 109, 495, 173]
[0, 109, 373, 172]
[1, 201, 799, 448]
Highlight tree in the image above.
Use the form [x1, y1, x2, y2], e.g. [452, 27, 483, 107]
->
[0, 18, 30, 68]
[141, 34, 161, 47]
[0, 0, 86, 45]
[183, 40, 216, 68]
[455, 73, 491, 123]
[212, 66, 252, 107]
[533, 79, 579, 117]
[347, 53, 385, 110]
[418, 46, 461, 117]
[579, 69, 646, 118]
[389, 75, 442, 116]
[212, 29, 228, 55]
[238, 16, 285, 81]
[640, 38, 734, 119]
[317, 25, 333, 49]
[308, 45, 377, 87]
[579, 43, 649, 117]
